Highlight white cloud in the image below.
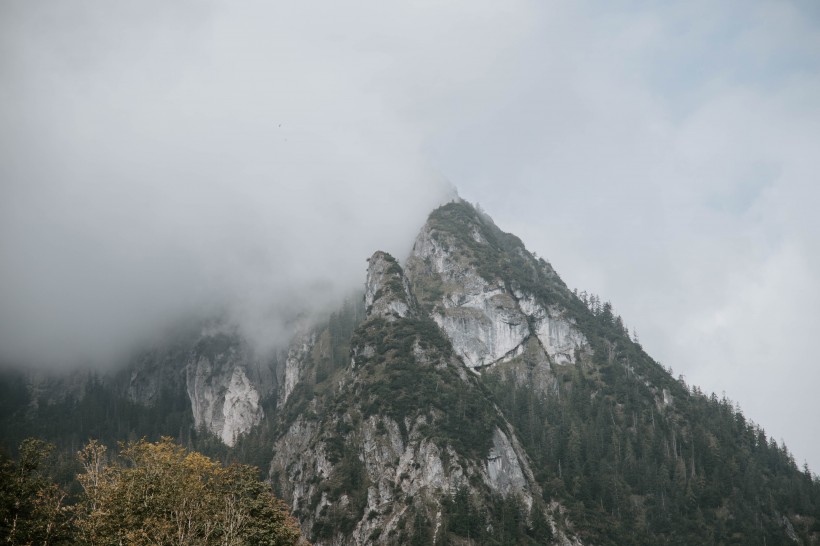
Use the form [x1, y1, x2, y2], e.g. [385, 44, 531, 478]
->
[1, 0, 819, 471]
[0, 0, 467, 365]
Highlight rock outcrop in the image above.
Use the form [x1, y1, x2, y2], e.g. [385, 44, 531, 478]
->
[404, 200, 590, 391]
[185, 333, 266, 446]
[364, 251, 414, 320]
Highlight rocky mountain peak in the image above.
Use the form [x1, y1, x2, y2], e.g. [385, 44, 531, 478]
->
[364, 251, 414, 320]
[403, 202, 589, 374]
[6, 200, 819, 546]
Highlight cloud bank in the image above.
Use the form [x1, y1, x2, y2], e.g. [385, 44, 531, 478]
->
[2, 0, 819, 471]
[0, 0, 474, 366]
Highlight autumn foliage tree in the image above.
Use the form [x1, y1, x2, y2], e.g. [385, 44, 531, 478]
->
[74, 437, 304, 546]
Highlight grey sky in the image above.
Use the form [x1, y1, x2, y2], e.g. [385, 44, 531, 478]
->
[2, 1, 819, 470]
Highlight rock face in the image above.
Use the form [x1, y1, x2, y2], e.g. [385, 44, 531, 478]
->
[517, 294, 588, 365]
[364, 251, 414, 320]
[268, 250, 558, 545]
[486, 427, 530, 499]
[404, 201, 590, 390]
[405, 224, 530, 368]
[220, 366, 262, 445]
[278, 326, 316, 408]
[185, 333, 266, 446]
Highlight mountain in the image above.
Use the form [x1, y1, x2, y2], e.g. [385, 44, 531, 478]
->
[2, 200, 819, 545]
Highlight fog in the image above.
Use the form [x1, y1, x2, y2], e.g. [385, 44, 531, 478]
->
[0, 1, 459, 366]
[2, 1, 820, 470]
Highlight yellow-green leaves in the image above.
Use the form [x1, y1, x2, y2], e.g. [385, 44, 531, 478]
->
[75, 437, 304, 546]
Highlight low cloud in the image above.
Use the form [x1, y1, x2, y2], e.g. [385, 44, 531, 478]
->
[0, 1, 471, 367]
[2, 0, 819, 473]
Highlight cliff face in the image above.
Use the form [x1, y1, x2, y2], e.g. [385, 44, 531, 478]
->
[118, 324, 278, 447]
[364, 250, 413, 320]
[268, 251, 576, 545]
[123, 320, 323, 448]
[184, 335, 265, 447]
[403, 203, 589, 396]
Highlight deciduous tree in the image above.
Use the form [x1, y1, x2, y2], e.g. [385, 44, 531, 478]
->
[75, 437, 304, 546]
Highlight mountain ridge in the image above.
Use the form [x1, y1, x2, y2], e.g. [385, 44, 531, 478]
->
[2, 199, 818, 545]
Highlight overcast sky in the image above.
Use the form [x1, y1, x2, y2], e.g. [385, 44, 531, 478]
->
[2, 1, 819, 470]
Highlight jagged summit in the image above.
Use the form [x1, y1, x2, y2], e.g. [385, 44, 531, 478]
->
[405, 202, 588, 374]
[364, 251, 414, 320]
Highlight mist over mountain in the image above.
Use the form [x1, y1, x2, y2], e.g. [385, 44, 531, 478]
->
[0, 1, 457, 367]
[3, 200, 819, 545]
[2, 0, 819, 492]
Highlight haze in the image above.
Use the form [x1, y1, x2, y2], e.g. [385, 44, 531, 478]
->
[0, 1, 453, 366]
[2, 1, 819, 470]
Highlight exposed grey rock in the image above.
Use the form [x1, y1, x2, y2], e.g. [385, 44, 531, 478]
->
[266, 248, 563, 546]
[185, 333, 265, 446]
[485, 426, 530, 501]
[517, 294, 587, 366]
[220, 366, 263, 445]
[278, 325, 316, 408]
[365, 251, 413, 320]
[405, 218, 589, 373]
